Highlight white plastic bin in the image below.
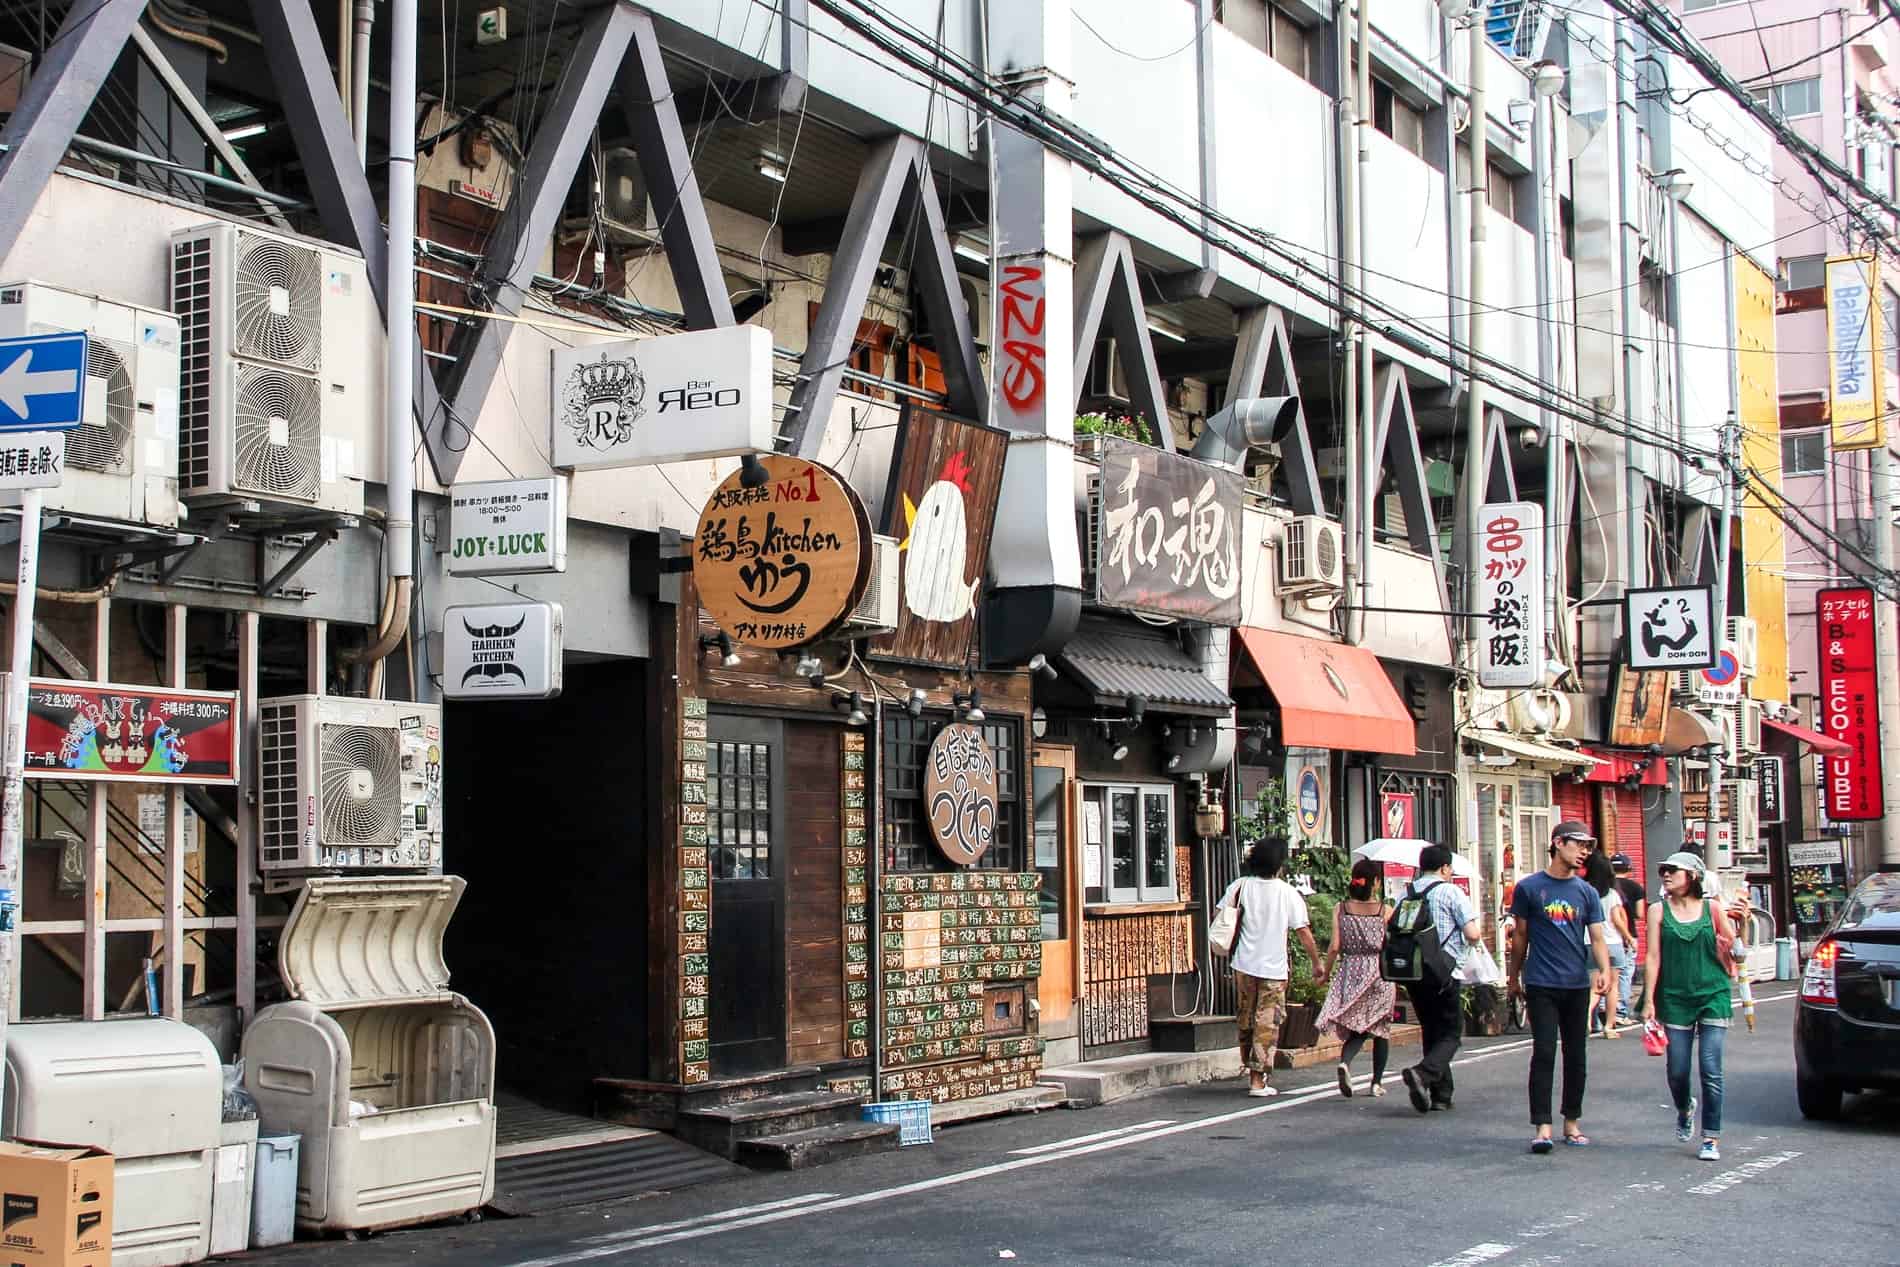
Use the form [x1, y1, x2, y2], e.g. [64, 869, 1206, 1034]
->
[3, 1017, 220, 1267]
[251, 1134, 301, 1248]
[210, 1118, 258, 1255]
[244, 876, 496, 1233]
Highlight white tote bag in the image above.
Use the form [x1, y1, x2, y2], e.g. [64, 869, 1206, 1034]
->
[1208, 894, 1242, 958]
[1458, 942, 1504, 985]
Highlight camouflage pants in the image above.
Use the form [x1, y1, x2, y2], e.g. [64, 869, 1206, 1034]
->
[1235, 971, 1288, 1076]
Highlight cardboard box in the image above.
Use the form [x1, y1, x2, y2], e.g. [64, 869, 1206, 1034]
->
[0, 1141, 112, 1266]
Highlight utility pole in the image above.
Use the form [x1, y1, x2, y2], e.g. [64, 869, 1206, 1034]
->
[0, 486, 41, 1099]
[1707, 413, 1739, 868]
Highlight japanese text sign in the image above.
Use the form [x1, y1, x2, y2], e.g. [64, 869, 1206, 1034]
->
[1754, 755, 1784, 826]
[1093, 438, 1244, 624]
[1825, 255, 1885, 451]
[694, 454, 870, 649]
[0, 431, 63, 489]
[13, 678, 239, 784]
[925, 723, 998, 866]
[1817, 586, 1882, 820]
[1623, 585, 1716, 671]
[1475, 502, 1543, 689]
[447, 477, 567, 575]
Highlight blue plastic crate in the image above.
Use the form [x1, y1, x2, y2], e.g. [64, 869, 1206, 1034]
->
[862, 1099, 933, 1146]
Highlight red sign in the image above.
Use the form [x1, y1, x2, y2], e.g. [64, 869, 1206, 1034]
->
[1818, 587, 1882, 820]
[1379, 792, 1417, 839]
[19, 679, 240, 785]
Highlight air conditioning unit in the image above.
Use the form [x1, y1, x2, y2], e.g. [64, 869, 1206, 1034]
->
[0, 282, 180, 526]
[1279, 514, 1343, 595]
[259, 695, 441, 873]
[1733, 777, 1759, 852]
[842, 534, 900, 636]
[169, 222, 370, 516]
[1734, 698, 1763, 756]
[1509, 689, 1571, 735]
[1081, 473, 1103, 592]
[1725, 617, 1759, 678]
[598, 146, 658, 238]
[1085, 339, 1129, 402]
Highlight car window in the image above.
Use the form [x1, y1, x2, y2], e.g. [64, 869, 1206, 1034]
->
[1839, 881, 1900, 930]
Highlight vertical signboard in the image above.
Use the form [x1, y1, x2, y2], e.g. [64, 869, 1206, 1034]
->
[1754, 755, 1784, 826]
[1817, 587, 1882, 820]
[1475, 502, 1544, 689]
[1825, 255, 1885, 451]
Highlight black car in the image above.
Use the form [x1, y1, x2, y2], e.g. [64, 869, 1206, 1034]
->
[1795, 872, 1900, 1119]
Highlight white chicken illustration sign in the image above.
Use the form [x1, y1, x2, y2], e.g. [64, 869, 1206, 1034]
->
[875, 405, 1009, 666]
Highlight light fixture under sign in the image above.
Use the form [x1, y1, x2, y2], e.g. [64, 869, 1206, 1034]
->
[757, 152, 789, 184]
[221, 121, 268, 142]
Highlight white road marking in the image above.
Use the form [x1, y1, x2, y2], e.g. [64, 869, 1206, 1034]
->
[572, 1193, 839, 1246]
[503, 1035, 1542, 1267]
[1687, 1150, 1802, 1196]
[1008, 1119, 1174, 1155]
[1424, 1243, 1518, 1267]
[1516, 1211, 1589, 1239]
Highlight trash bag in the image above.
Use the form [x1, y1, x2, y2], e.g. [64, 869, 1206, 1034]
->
[222, 1061, 259, 1123]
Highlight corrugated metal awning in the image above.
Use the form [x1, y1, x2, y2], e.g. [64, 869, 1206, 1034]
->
[1057, 625, 1232, 717]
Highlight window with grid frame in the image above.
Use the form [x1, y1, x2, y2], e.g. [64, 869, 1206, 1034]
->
[883, 712, 1024, 873]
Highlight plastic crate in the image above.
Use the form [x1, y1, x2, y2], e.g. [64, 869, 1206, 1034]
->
[862, 1099, 933, 1146]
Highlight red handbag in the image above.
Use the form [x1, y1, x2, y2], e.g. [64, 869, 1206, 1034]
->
[1641, 1019, 1668, 1056]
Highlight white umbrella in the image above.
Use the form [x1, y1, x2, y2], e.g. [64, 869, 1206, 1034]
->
[1352, 837, 1476, 877]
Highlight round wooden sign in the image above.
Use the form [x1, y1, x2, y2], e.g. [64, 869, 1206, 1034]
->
[695, 455, 871, 650]
[925, 722, 998, 866]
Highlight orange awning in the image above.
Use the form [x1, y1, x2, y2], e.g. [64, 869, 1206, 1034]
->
[1234, 628, 1417, 756]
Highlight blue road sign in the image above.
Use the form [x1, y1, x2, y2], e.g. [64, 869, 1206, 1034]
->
[0, 331, 87, 432]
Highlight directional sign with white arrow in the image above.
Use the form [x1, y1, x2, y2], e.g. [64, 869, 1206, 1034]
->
[0, 331, 87, 432]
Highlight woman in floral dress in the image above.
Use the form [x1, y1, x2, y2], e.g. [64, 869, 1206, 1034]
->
[1319, 858, 1399, 1097]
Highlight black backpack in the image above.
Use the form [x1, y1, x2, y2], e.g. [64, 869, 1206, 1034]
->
[1382, 881, 1458, 987]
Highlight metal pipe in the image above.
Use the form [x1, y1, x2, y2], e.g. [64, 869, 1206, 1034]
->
[1613, 15, 1643, 586]
[0, 136, 304, 207]
[1353, 0, 1375, 648]
[352, 0, 374, 165]
[1462, 14, 1489, 643]
[336, 0, 351, 107]
[385, 0, 417, 592]
[1337, 0, 1363, 646]
[1532, 76, 1562, 670]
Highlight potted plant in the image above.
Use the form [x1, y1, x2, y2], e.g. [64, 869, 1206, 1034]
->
[1282, 892, 1335, 1049]
[1073, 410, 1152, 460]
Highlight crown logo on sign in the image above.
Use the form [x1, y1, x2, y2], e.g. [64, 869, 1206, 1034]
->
[562, 352, 646, 450]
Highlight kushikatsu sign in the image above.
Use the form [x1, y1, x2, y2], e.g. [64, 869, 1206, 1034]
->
[1092, 438, 1244, 624]
[15, 679, 239, 785]
[694, 454, 871, 650]
[874, 404, 1009, 667]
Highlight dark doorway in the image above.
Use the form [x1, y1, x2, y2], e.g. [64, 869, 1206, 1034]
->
[444, 659, 648, 1111]
[707, 714, 787, 1076]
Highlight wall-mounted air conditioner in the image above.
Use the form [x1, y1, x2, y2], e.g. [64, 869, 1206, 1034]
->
[1734, 698, 1763, 757]
[258, 695, 441, 873]
[169, 222, 370, 516]
[1085, 339, 1129, 402]
[1279, 515, 1343, 595]
[0, 281, 180, 527]
[1725, 617, 1759, 678]
[841, 535, 900, 636]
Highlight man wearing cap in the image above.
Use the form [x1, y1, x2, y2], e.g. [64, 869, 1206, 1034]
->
[1508, 821, 1613, 1154]
[1610, 852, 1646, 1024]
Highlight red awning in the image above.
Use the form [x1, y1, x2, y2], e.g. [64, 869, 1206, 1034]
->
[1762, 716, 1851, 755]
[1578, 747, 1668, 785]
[1234, 628, 1417, 756]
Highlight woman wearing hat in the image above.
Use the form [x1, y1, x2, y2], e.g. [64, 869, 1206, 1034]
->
[1641, 851, 1748, 1161]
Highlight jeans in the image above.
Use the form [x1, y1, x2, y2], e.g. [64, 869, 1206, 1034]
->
[1612, 945, 1637, 1019]
[1666, 1020, 1727, 1137]
[1405, 981, 1463, 1104]
[1526, 986, 1592, 1127]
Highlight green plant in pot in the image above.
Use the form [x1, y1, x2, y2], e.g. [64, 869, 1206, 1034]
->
[1288, 892, 1335, 1009]
[1073, 411, 1152, 444]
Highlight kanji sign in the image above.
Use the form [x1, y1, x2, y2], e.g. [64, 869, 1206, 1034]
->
[11, 679, 239, 784]
[1624, 585, 1716, 671]
[0, 431, 64, 490]
[1754, 755, 1784, 826]
[1697, 645, 1743, 706]
[1817, 586, 1882, 820]
[1475, 502, 1543, 689]
[1092, 438, 1244, 624]
[924, 723, 998, 866]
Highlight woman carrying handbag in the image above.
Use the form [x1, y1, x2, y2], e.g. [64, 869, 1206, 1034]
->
[1641, 851, 1747, 1161]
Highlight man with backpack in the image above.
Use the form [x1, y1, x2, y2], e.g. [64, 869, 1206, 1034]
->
[1388, 844, 1481, 1114]
[1508, 821, 1612, 1154]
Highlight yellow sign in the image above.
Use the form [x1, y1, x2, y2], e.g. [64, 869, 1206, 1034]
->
[1736, 253, 1789, 702]
[1825, 254, 1885, 450]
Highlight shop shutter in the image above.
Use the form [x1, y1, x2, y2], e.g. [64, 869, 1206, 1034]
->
[1612, 786, 1648, 960]
[1554, 779, 1593, 830]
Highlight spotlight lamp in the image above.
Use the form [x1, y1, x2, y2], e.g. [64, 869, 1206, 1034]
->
[834, 691, 869, 726]
[906, 688, 927, 719]
[1126, 695, 1146, 726]
[956, 689, 986, 723]
[1112, 740, 1130, 761]
[739, 452, 771, 489]
[1027, 653, 1059, 681]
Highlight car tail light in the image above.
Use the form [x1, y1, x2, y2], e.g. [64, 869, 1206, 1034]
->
[1801, 938, 1839, 1006]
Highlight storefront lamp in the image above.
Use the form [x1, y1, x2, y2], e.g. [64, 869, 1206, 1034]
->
[907, 688, 928, 719]
[1031, 707, 1048, 738]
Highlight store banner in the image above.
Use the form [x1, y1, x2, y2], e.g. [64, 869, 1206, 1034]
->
[1093, 438, 1244, 624]
[550, 325, 774, 470]
[1753, 755, 1784, 826]
[1475, 502, 1543, 689]
[1817, 586, 1883, 820]
[14, 679, 239, 784]
[1825, 255, 1885, 451]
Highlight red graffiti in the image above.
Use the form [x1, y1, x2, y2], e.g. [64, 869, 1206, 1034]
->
[998, 263, 1046, 411]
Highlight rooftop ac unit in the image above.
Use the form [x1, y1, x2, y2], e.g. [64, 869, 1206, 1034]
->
[1725, 617, 1759, 678]
[170, 222, 369, 516]
[258, 695, 441, 873]
[1085, 338, 1129, 402]
[842, 534, 900, 636]
[0, 282, 180, 527]
[1279, 514, 1343, 595]
[1732, 776, 1760, 854]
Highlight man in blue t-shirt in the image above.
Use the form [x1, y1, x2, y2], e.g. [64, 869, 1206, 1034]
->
[1508, 820, 1611, 1154]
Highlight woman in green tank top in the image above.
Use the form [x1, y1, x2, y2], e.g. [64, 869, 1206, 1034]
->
[1641, 851, 1745, 1163]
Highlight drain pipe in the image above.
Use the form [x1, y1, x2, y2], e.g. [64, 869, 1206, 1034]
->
[1531, 64, 1565, 671]
[1335, 0, 1363, 648]
[1461, 14, 1488, 647]
[352, 0, 374, 165]
[1352, 0, 1375, 648]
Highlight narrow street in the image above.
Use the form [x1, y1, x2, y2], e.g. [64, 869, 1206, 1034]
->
[277, 994, 1895, 1267]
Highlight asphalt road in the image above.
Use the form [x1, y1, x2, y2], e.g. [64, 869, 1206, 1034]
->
[278, 991, 1900, 1267]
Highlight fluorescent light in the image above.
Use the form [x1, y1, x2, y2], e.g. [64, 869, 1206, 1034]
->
[756, 151, 788, 183]
[222, 121, 268, 142]
[954, 234, 989, 264]
[1146, 315, 1188, 343]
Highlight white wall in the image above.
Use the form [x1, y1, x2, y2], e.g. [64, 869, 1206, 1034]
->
[1670, 54, 1779, 273]
[1676, 211, 1732, 506]
[1364, 134, 1451, 361]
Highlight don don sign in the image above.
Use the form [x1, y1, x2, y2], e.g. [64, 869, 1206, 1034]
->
[694, 455, 871, 649]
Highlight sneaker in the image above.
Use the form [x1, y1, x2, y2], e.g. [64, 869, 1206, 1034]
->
[1401, 1067, 1431, 1115]
[1699, 1140, 1720, 1162]
[1675, 1118, 1694, 1144]
[1431, 1098, 1454, 1112]
[1336, 1063, 1353, 1098]
[1248, 1084, 1279, 1099]
[1369, 1084, 1387, 1098]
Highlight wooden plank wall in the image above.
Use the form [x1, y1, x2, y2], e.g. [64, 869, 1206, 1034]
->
[785, 720, 844, 1066]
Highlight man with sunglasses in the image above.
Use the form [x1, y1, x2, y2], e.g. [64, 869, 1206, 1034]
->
[1508, 821, 1613, 1154]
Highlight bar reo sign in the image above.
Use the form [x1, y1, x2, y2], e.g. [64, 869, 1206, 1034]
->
[1475, 502, 1543, 689]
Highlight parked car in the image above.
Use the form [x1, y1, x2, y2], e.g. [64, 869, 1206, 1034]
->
[1795, 872, 1900, 1119]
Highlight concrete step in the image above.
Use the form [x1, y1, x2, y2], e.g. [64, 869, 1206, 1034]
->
[675, 1089, 867, 1158]
[1149, 1016, 1239, 1053]
[1038, 1049, 1244, 1107]
[733, 1120, 902, 1170]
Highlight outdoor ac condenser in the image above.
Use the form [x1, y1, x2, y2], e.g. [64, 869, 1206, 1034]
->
[258, 695, 441, 873]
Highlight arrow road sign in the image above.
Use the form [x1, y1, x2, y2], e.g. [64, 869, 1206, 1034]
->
[0, 332, 87, 432]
